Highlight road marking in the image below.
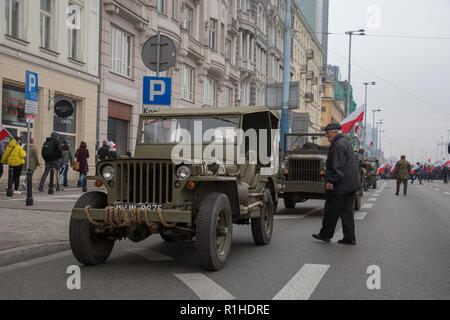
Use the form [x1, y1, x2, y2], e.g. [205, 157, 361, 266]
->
[5, 194, 82, 201]
[434, 188, 440, 191]
[372, 194, 380, 197]
[444, 192, 450, 195]
[126, 248, 173, 261]
[273, 264, 330, 300]
[354, 212, 368, 220]
[368, 198, 377, 202]
[275, 208, 323, 220]
[362, 203, 374, 209]
[175, 273, 235, 300]
[0, 251, 72, 274]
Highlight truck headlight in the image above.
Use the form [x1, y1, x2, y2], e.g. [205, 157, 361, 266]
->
[101, 165, 115, 180]
[176, 165, 191, 180]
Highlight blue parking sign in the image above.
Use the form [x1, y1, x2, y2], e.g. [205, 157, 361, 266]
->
[26, 71, 38, 102]
[143, 77, 171, 105]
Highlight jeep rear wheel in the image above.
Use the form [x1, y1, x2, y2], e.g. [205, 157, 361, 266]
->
[283, 194, 296, 209]
[196, 193, 233, 271]
[251, 189, 274, 245]
[69, 192, 114, 266]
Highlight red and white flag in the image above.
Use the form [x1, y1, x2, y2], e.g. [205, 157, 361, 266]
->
[390, 162, 396, 174]
[377, 163, 386, 175]
[0, 124, 11, 142]
[340, 104, 365, 134]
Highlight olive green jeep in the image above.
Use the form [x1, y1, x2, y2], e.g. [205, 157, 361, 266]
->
[70, 106, 280, 271]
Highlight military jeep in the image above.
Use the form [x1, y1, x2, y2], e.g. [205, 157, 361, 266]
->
[69, 107, 279, 271]
[279, 133, 362, 211]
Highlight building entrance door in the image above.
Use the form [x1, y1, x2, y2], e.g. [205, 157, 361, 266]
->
[107, 117, 128, 156]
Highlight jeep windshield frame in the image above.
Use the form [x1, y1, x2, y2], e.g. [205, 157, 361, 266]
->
[284, 133, 328, 155]
[138, 115, 240, 145]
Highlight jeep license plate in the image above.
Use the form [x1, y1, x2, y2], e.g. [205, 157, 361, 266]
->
[113, 203, 164, 211]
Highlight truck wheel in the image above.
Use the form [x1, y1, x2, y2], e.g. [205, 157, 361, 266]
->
[354, 193, 362, 211]
[196, 193, 233, 271]
[251, 190, 274, 245]
[283, 195, 296, 209]
[160, 229, 175, 242]
[69, 192, 114, 266]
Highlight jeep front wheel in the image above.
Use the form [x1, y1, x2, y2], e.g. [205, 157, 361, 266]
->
[69, 192, 114, 265]
[196, 193, 233, 271]
[251, 189, 274, 245]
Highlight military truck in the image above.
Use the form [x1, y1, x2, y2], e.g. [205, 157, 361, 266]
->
[366, 156, 379, 189]
[69, 107, 279, 271]
[279, 133, 363, 211]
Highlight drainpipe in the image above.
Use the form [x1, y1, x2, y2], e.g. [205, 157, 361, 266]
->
[96, 1, 103, 160]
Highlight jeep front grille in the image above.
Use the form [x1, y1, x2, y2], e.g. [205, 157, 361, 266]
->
[288, 159, 322, 182]
[114, 161, 173, 204]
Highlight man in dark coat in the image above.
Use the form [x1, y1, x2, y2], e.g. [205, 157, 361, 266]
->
[313, 123, 361, 245]
[97, 140, 110, 161]
[38, 132, 63, 192]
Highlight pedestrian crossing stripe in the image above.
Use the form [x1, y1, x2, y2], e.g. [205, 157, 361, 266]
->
[362, 203, 374, 209]
[175, 273, 235, 300]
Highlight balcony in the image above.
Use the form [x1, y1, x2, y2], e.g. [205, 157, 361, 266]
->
[300, 64, 307, 74]
[228, 18, 239, 35]
[104, 0, 148, 30]
[305, 92, 314, 102]
[306, 70, 314, 80]
[306, 49, 314, 60]
[238, 59, 254, 77]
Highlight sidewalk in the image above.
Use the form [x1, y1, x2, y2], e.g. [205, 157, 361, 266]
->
[0, 182, 101, 267]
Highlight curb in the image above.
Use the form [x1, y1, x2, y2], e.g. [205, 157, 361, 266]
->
[0, 241, 70, 267]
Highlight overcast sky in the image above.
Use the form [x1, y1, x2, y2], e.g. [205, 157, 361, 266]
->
[327, 0, 450, 163]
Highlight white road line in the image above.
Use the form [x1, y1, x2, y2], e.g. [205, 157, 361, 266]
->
[362, 203, 374, 209]
[434, 188, 440, 191]
[0, 251, 72, 274]
[273, 264, 330, 300]
[354, 212, 368, 220]
[444, 192, 450, 195]
[126, 248, 173, 261]
[372, 194, 380, 197]
[275, 208, 323, 220]
[175, 273, 235, 300]
[368, 198, 377, 202]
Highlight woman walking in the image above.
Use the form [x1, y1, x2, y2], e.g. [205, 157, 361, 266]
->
[75, 141, 89, 188]
[1, 137, 26, 195]
[61, 142, 74, 187]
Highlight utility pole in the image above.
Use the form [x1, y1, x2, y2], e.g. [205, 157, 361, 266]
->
[362, 81, 376, 150]
[280, 0, 292, 157]
[345, 29, 365, 115]
[371, 108, 381, 156]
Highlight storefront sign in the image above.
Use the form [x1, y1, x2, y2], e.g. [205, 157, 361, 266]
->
[2, 84, 26, 127]
[54, 99, 75, 118]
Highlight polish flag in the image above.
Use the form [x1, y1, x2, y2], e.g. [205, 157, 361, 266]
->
[390, 162, 396, 174]
[410, 163, 419, 174]
[0, 124, 11, 142]
[354, 123, 359, 133]
[377, 163, 386, 175]
[340, 104, 365, 134]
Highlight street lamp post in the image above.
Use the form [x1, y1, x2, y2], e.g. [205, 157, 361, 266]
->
[363, 81, 376, 150]
[345, 29, 365, 116]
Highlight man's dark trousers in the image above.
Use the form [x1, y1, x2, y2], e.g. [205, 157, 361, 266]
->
[39, 161, 59, 188]
[319, 192, 356, 241]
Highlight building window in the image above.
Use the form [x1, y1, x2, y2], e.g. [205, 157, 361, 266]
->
[209, 19, 217, 50]
[156, 0, 165, 13]
[68, 3, 82, 60]
[40, 0, 54, 49]
[181, 64, 194, 102]
[182, 4, 193, 35]
[224, 87, 233, 107]
[257, 5, 266, 35]
[53, 96, 77, 154]
[2, 83, 26, 128]
[110, 25, 132, 77]
[5, 0, 24, 39]
[204, 77, 217, 107]
[239, 0, 248, 11]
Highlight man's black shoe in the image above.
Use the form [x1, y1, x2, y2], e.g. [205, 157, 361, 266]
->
[395, 193, 399, 195]
[38, 185, 43, 192]
[337, 239, 356, 245]
[312, 234, 330, 243]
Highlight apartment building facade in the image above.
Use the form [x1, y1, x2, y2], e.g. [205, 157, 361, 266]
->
[0, 0, 100, 181]
[291, 1, 325, 133]
[98, 0, 241, 155]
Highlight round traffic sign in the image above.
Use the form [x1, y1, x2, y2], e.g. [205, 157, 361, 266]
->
[142, 34, 177, 72]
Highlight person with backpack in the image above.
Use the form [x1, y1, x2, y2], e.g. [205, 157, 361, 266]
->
[1, 136, 27, 195]
[75, 141, 89, 188]
[38, 132, 63, 192]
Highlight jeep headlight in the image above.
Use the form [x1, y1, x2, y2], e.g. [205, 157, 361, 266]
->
[176, 165, 191, 180]
[101, 165, 115, 180]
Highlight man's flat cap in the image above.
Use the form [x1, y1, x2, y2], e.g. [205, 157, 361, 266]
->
[324, 123, 342, 131]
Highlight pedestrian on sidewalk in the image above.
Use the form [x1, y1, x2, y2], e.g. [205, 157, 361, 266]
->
[38, 132, 63, 192]
[75, 141, 89, 188]
[394, 155, 411, 196]
[61, 142, 74, 187]
[418, 164, 424, 185]
[22, 138, 40, 189]
[312, 123, 360, 245]
[97, 140, 110, 161]
[0, 140, 5, 179]
[1, 136, 26, 195]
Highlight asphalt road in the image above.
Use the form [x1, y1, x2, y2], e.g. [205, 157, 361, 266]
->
[0, 180, 449, 300]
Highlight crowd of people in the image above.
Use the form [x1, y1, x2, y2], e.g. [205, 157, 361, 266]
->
[0, 133, 119, 194]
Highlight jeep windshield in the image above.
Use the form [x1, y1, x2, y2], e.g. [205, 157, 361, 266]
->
[286, 134, 328, 152]
[140, 116, 239, 144]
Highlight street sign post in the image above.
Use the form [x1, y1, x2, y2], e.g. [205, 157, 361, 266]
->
[25, 70, 38, 206]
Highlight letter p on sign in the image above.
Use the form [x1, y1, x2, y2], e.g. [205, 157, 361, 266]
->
[143, 77, 171, 106]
